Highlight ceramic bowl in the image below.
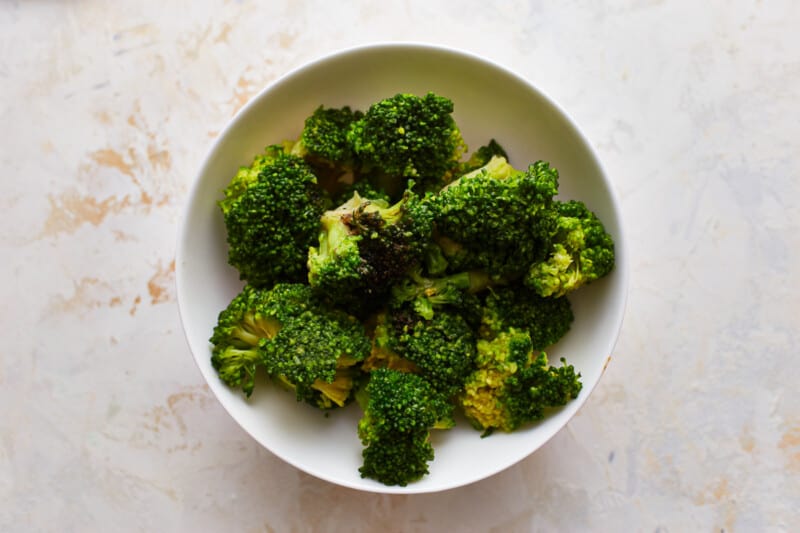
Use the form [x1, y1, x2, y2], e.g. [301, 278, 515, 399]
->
[176, 43, 628, 494]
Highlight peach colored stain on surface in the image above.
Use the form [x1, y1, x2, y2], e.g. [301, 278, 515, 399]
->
[147, 259, 175, 305]
[739, 426, 755, 453]
[146, 143, 171, 171]
[693, 478, 736, 514]
[129, 295, 141, 316]
[89, 148, 135, 178]
[47, 277, 130, 315]
[214, 22, 232, 43]
[94, 110, 112, 124]
[41, 191, 132, 237]
[778, 424, 800, 471]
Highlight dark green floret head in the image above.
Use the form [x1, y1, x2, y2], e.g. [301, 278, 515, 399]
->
[434, 156, 560, 279]
[220, 153, 330, 288]
[357, 368, 454, 486]
[525, 200, 615, 297]
[347, 92, 467, 192]
[292, 105, 364, 178]
[480, 284, 574, 350]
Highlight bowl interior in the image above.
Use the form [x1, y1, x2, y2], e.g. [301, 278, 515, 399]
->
[177, 44, 628, 494]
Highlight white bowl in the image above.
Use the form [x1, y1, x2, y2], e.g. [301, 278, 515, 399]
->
[176, 43, 628, 494]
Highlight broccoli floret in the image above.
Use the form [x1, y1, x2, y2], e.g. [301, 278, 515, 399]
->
[220, 153, 330, 287]
[289, 105, 364, 189]
[218, 144, 291, 213]
[357, 368, 454, 486]
[480, 284, 574, 350]
[307, 188, 436, 315]
[459, 329, 582, 434]
[362, 305, 478, 398]
[459, 139, 509, 175]
[209, 283, 314, 397]
[210, 283, 370, 408]
[334, 179, 391, 206]
[260, 296, 371, 410]
[434, 156, 560, 279]
[347, 93, 467, 194]
[390, 268, 491, 320]
[525, 200, 615, 297]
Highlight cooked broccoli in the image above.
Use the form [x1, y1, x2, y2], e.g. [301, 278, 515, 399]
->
[209, 284, 280, 397]
[366, 306, 477, 398]
[307, 187, 436, 314]
[209, 92, 615, 486]
[347, 92, 467, 194]
[357, 368, 454, 486]
[525, 200, 615, 297]
[459, 138, 509, 175]
[459, 329, 582, 434]
[480, 284, 574, 350]
[290, 105, 364, 187]
[434, 156, 559, 279]
[220, 153, 330, 287]
[210, 283, 370, 408]
[390, 268, 490, 320]
[333, 179, 391, 206]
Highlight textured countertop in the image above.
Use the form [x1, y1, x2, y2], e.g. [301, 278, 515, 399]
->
[2, 1, 798, 531]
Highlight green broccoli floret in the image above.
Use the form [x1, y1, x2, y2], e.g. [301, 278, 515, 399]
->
[459, 329, 582, 434]
[480, 284, 574, 350]
[357, 368, 454, 486]
[434, 156, 560, 280]
[459, 139, 509, 175]
[370, 306, 477, 398]
[218, 144, 291, 213]
[307, 187, 436, 315]
[290, 105, 364, 185]
[209, 283, 315, 397]
[333, 179, 391, 206]
[347, 92, 467, 195]
[220, 153, 330, 287]
[209, 284, 281, 397]
[210, 283, 370, 408]
[390, 268, 491, 320]
[525, 200, 615, 297]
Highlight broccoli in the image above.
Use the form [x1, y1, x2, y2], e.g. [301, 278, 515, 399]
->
[459, 329, 582, 434]
[290, 105, 364, 188]
[347, 92, 467, 195]
[220, 153, 330, 287]
[357, 368, 454, 486]
[208, 92, 616, 486]
[209, 284, 281, 397]
[434, 156, 560, 279]
[210, 283, 370, 408]
[480, 284, 574, 350]
[459, 138, 509, 175]
[333, 179, 391, 206]
[525, 200, 615, 297]
[390, 268, 491, 320]
[307, 187, 436, 315]
[365, 306, 477, 398]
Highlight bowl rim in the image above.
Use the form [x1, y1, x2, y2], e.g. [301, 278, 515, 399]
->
[175, 41, 629, 494]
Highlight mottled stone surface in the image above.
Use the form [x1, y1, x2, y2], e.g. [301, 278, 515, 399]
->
[1, 1, 798, 531]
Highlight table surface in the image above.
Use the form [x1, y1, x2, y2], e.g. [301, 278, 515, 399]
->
[2, 1, 799, 531]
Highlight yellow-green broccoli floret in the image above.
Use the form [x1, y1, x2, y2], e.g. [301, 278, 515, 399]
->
[460, 329, 582, 434]
[525, 200, 615, 297]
